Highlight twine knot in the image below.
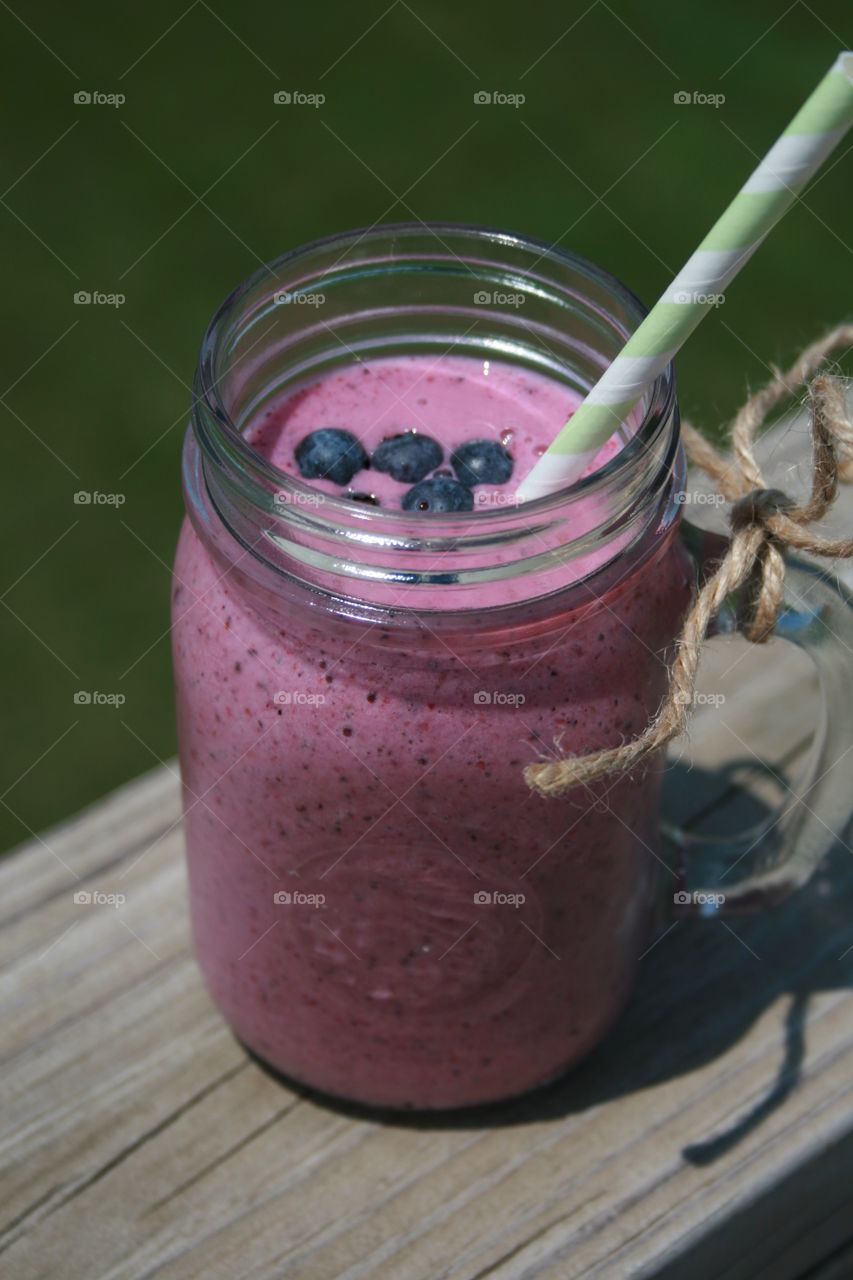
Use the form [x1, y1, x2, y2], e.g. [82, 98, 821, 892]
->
[730, 486, 794, 532]
[525, 324, 853, 799]
[728, 487, 793, 644]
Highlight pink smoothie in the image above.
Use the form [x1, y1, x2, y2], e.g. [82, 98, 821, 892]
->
[173, 354, 692, 1108]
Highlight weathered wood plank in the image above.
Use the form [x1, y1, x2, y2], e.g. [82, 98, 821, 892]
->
[2, 748, 851, 1277]
[0, 765, 181, 926]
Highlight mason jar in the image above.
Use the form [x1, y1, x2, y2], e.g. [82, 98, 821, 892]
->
[172, 223, 853, 1109]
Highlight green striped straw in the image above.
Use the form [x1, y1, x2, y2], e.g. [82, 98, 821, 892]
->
[516, 51, 853, 501]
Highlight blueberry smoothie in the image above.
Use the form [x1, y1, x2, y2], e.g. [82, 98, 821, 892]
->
[250, 354, 622, 512]
[173, 352, 692, 1108]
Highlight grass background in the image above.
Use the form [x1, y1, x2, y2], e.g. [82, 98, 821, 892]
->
[1, 0, 851, 852]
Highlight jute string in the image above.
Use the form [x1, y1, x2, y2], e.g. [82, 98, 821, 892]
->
[524, 325, 853, 798]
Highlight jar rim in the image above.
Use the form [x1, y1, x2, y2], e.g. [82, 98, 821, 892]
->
[192, 220, 677, 527]
[186, 223, 682, 616]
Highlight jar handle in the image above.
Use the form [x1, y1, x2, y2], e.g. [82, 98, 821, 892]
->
[664, 521, 853, 917]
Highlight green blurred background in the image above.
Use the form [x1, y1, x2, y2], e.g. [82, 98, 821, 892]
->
[1, 0, 851, 852]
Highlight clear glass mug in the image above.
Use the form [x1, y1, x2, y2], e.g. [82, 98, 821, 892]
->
[172, 224, 853, 1109]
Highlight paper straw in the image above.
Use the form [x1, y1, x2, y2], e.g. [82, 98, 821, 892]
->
[516, 51, 853, 501]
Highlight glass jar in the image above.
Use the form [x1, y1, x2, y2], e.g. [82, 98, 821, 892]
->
[172, 223, 853, 1109]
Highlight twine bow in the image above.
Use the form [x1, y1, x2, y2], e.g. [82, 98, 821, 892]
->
[525, 325, 853, 798]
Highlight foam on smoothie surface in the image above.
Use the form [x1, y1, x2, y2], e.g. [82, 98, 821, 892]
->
[247, 354, 623, 507]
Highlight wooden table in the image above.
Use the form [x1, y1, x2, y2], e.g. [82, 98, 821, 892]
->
[3, 423, 853, 1279]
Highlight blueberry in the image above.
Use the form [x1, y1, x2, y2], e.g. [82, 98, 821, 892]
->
[344, 491, 380, 506]
[372, 432, 443, 483]
[295, 429, 368, 485]
[451, 440, 514, 487]
[401, 476, 474, 513]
